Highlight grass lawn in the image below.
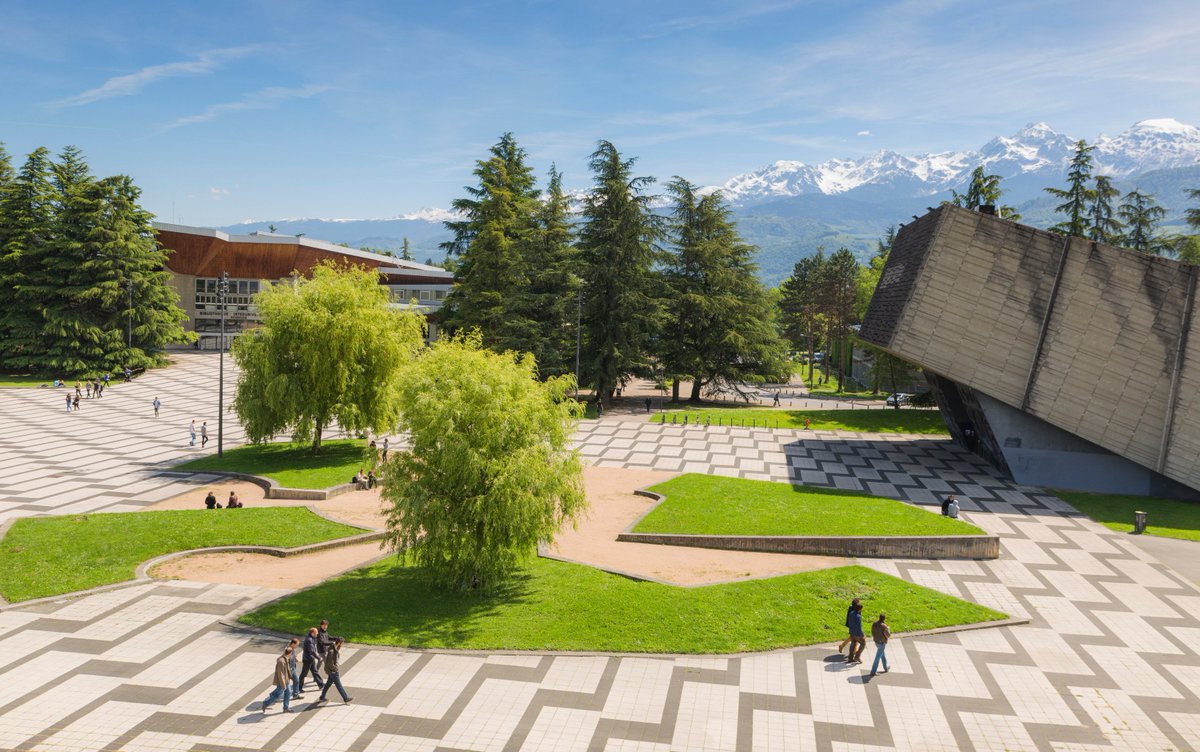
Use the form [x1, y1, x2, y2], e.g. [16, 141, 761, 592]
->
[651, 407, 948, 434]
[0, 508, 364, 602]
[241, 557, 1005, 653]
[1057, 491, 1200, 542]
[635, 474, 982, 537]
[0, 375, 52, 387]
[174, 439, 369, 488]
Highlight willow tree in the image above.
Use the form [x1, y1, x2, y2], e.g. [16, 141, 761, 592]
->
[382, 333, 585, 591]
[232, 262, 425, 451]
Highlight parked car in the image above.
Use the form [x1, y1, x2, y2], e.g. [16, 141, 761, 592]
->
[886, 392, 912, 406]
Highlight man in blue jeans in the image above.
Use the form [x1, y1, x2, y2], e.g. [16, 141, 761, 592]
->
[260, 646, 294, 713]
[316, 637, 353, 704]
[870, 613, 891, 676]
[846, 602, 866, 662]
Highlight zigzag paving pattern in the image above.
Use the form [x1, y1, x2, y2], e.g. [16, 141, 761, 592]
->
[2, 355, 1200, 750]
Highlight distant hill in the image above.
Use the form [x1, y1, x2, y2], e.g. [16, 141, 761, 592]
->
[220, 119, 1200, 286]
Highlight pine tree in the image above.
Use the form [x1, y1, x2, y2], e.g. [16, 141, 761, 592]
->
[1045, 140, 1095, 237]
[578, 141, 663, 403]
[1088, 175, 1123, 244]
[440, 135, 539, 352]
[1118, 190, 1166, 254]
[37, 146, 103, 374]
[950, 167, 1020, 220]
[0, 147, 57, 371]
[819, 248, 860, 393]
[400, 236, 412, 260]
[779, 250, 827, 388]
[660, 179, 787, 402]
[1186, 188, 1200, 233]
[508, 166, 580, 378]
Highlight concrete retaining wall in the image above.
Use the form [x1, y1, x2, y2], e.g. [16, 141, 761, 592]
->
[616, 531, 1000, 559]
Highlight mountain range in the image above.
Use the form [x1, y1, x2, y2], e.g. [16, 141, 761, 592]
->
[219, 119, 1200, 284]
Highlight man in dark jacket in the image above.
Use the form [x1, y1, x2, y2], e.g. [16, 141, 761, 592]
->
[869, 613, 891, 676]
[846, 603, 866, 663]
[317, 619, 333, 660]
[298, 627, 325, 692]
[316, 637, 353, 704]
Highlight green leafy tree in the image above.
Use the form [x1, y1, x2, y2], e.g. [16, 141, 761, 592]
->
[1088, 175, 1123, 244]
[862, 342, 919, 404]
[578, 141, 664, 403]
[381, 333, 586, 591]
[232, 263, 425, 452]
[820, 248, 861, 392]
[660, 179, 787, 402]
[1167, 234, 1200, 265]
[1045, 140, 1095, 237]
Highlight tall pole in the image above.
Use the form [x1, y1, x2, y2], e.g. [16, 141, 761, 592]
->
[127, 276, 133, 349]
[575, 287, 582, 401]
[218, 271, 228, 458]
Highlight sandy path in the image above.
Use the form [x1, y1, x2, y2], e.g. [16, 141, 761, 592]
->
[148, 466, 848, 589]
[550, 466, 848, 586]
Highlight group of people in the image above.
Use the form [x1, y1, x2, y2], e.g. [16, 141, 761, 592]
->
[837, 598, 892, 677]
[189, 420, 209, 447]
[261, 619, 352, 713]
[58, 375, 113, 411]
[352, 468, 377, 490]
[204, 491, 243, 509]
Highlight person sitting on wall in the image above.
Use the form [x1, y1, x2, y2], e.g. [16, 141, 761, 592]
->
[227, 491, 242, 509]
[367, 470, 376, 489]
[941, 494, 956, 516]
[353, 469, 366, 490]
[205, 491, 220, 509]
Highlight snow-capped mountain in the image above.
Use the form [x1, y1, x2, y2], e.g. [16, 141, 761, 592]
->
[711, 119, 1200, 207]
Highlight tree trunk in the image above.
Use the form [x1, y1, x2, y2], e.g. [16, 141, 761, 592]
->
[688, 378, 703, 403]
[671, 379, 680, 403]
[312, 425, 323, 453]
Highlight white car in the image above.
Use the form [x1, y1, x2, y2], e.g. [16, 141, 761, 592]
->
[886, 392, 912, 406]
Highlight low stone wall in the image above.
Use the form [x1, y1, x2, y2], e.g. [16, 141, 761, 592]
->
[616, 531, 1000, 559]
[267, 482, 358, 501]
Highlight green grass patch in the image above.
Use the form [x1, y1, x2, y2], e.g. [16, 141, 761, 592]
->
[241, 557, 1004, 653]
[651, 407, 947, 434]
[635, 474, 982, 536]
[0, 375, 53, 387]
[1057, 491, 1200, 542]
[0, 507, 364, 602]
[174, 439, 369, 488]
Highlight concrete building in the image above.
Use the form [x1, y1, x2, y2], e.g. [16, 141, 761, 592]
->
[154, 222, 453, 349]
[861, 204, 1200, 498]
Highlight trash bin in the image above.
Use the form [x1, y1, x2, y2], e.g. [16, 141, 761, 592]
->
[1133, 511, 1148, 535]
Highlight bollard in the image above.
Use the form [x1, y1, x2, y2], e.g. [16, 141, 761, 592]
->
[1133, 511, 1148, 534]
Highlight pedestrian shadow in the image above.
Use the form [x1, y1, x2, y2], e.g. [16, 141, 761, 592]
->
[821, 654, 856, 672]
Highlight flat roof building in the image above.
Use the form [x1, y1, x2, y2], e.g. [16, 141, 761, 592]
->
[155, 222, 453, 348]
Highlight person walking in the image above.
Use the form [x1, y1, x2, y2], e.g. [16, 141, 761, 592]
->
[260, 646, 294, 713]
[298, 627, 325, 693]
[846, 602, 866, 663]
[644, 397, 652, 414]
[153, 396, 161, 417]
[85, 380, 93, 399]
[65, 393, 73, 412]
[72, 393, 80, 411]
[381, 437, 389, 462]
[773, 392, 781, 407]
[287, 637, 304, 699]
[316, 619, 333, 660]
[75, 382, 82, 399]
[837, 598, 861, 655]
[189, 420, 197, 446]
[869, 613, 891, 676]
[315, 637, 353, 704]
[200, 421, 209, 447]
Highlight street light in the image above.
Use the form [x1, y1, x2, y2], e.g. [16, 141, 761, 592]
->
[217, 271, 229, 459]
[575, 285, 582, 401]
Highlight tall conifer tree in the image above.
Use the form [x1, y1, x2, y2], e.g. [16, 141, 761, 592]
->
[578, 141, 663, 403]
[1046, 140, 1095, 237]
[660, 179, 786, 402]
[1088, 175, 1123, 244]
[0, 147, 57, 370]
[1118, 190, 1166, 254]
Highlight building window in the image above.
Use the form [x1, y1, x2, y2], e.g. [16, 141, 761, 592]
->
[419, 290, 431, 301]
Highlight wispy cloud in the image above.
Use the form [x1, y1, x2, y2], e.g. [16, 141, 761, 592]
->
[857, 130, 871, 137]
[639, 0, 809, 39]
[160, 84, 332, 131]
[47, 46, 262, 108]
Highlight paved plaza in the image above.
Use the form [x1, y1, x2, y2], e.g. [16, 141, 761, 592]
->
[1, 353, 1200, 751]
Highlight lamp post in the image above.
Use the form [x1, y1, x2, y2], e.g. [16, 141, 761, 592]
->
[126, 276, 133, 349]
[575, 286, 582, 401]
[217, 271, 229, 459]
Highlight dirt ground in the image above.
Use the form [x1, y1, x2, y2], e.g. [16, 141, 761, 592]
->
[148, 466, 848, 589]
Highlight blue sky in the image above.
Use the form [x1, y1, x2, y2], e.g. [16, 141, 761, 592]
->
[3, 0, 1198, 226]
